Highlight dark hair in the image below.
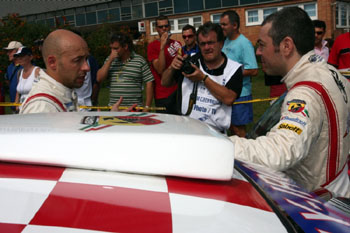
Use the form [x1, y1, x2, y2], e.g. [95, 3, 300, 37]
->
[155, 14, 169, 26]
[313, 20, 326, 30]
[221, 10, 240, 29]
[196, 22, 225, 43]
[182, 24, 196, 34]
[262, 7, 314, 56]
[110, 32, 133, 51]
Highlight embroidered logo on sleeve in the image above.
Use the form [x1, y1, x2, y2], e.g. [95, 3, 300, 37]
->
[287, 99, 309, 117]
[278, 123, 303, 135]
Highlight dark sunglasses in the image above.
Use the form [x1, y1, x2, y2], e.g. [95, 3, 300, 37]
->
[182, 35, 194, 39]
[157, 24, 170, 29]
[315, 31, 324, 35]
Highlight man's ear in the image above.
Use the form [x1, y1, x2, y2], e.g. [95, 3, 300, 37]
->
[280, 36, 295, 57]
[46, 55, 57, 70]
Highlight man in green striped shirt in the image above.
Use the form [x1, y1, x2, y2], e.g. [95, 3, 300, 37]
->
[97, 33, 154, 110]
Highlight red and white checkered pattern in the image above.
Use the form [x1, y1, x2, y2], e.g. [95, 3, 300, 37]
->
[0, 162, 287, 233]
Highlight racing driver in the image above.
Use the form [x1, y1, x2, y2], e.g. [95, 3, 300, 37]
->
[230, 7, 350, 199]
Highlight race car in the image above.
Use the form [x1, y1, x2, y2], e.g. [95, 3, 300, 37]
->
[0, 112, 348, 233]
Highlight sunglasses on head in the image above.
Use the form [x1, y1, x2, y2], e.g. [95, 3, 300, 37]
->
[157, 24, 170, 29]
[315, 31, 324, 35]
[182, 35, 194, 39]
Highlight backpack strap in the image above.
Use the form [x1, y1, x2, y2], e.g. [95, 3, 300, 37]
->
[23, 93, 67, 112]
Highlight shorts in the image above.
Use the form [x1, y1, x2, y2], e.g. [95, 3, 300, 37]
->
[231, 95, 253, 125]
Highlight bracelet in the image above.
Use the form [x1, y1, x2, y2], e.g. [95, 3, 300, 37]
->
[202, 74, 208, 83]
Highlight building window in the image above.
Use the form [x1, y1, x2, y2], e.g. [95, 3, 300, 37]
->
[121, 7, 131, 21]
[65, 15, 75, 26]
[109, 8, 120, 22]
[145, 2, 158, 17]
[263, 8, 277, 20]
[336, 2, 350, 28]
[205, 0, 221, 9]
[246, 2, 317, 26]
[193, 16, 202, 28]
[247, 10, 258, 23]
[132, 5, 143, 19]
[211, 13, 221, 24]
[177, 18, 189, 31]
[97, 10, 108, 23]
[86, 12, 97, 25]
[76, 13, 86, 26]
[222, 0, 238, 7]
[304, 3, 316, 17]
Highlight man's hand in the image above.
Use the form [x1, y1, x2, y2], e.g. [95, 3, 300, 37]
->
[111, 96, 137, 112]
[160, 31, 171, 50]
[183, 63, 205, 82]
[170, 54, 186, 70]
[109, 49, 119, 61]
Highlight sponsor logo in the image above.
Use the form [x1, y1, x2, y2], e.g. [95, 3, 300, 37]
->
[287, 99, 309, 117]
[308, 54, 324, 63]
[330, 69, 348, 103]
[80, 113, 163, 131]
[281, 116, 307, 126]
[278, 123, 303, 135]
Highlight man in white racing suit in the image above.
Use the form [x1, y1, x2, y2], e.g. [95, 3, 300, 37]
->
[20, 29, 89, 113]
[20, 69, 78, 113]
[230, 7, 350, 198]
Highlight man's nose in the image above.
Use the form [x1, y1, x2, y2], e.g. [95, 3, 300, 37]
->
[82, 59, 90, 72]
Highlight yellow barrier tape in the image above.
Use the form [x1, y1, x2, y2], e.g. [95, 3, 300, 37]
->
[233, 97, 278, 105]
[0, 97, 278, 109]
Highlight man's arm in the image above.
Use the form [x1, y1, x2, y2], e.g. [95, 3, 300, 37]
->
[185, 64, 240, 106]
[152, 32, 170, 75]
[161, 54, 183, 87]
[144, 81, 154, 112]
[97, 50, 118, 82]
[201, 75, 237, 106]
[243, 68, 258, 77]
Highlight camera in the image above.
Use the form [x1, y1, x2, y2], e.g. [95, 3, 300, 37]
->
[181, 53, 200, 74]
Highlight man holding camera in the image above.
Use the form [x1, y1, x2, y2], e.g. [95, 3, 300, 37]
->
[162, 22, 243, 132]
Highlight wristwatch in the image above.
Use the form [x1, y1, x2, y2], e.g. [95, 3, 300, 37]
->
[201, 74, 208, 84]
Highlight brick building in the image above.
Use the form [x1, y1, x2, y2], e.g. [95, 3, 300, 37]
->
[1, 0, 349, 46]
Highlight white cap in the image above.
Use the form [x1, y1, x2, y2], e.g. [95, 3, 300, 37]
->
[3, 41, 23, 50]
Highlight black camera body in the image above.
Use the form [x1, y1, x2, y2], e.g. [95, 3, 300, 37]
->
[181, 53, 200, 74]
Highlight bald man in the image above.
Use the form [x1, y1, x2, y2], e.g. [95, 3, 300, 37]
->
[20, 29, 90, 113]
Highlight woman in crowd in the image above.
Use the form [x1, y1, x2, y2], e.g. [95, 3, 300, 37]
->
[14, 47, 41, 112]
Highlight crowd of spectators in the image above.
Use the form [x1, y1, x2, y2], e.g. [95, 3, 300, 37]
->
[0, 8, 349, 199]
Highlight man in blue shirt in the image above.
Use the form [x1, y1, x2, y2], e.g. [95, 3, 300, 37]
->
[220, 10, 258, 137]
[3, 41, 23, 113]
[182, 24, 200, 56]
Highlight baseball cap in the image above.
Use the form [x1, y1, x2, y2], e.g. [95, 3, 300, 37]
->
[3, 41, 23, 50]
[13, 47, 32, 57]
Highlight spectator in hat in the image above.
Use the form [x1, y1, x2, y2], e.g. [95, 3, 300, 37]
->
[3, 41, 23, 113]
[14, 47, 41, 112]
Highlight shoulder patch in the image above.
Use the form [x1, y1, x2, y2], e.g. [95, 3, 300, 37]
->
[287, 99, 309, 117]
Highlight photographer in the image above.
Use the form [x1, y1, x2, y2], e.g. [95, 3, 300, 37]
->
[162, 22, 243, 132]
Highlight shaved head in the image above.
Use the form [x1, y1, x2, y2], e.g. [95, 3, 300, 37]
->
[41, 29, 90, 88]
[42, 29, 88, 64]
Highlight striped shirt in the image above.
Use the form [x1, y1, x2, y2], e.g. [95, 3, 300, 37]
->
[106, 52, 154, 106]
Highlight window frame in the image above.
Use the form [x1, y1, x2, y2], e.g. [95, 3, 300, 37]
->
[245, 3, 318, 26]
[335, 1, 350, 28]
